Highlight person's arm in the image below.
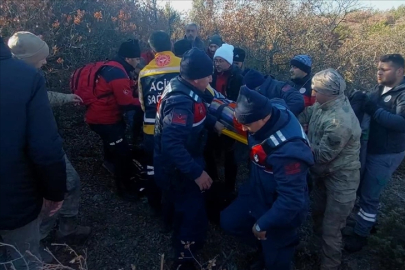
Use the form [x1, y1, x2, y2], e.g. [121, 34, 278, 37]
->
[161, 99, 203, 181]
[47, 91, 83, 106]
[280, 84, 305, 115]
[298, 105, 316, 127]
[104, 67, 140, 111]
[256, 157, 308, 230]
[364, 95, 405, 132]
[312, 120, 352, 165]
[28, 73, 67, 202]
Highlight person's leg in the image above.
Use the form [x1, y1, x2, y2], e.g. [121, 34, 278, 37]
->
[55, 155, 91, 243]
[203, 133, 219, 181]
[223, 136, 237, 192]
[143, 134, 162, 212]
[90, 123, 136, 199]
[172, 183, 208, 264]
[355, 152, 405, 237]
[261, 240, 296, 270]
[312, 178, 327, 237]
[1, 218, 42, 270]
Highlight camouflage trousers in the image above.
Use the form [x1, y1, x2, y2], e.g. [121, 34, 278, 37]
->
[312, 170, 358, 270]
[40, 154, 81, 239]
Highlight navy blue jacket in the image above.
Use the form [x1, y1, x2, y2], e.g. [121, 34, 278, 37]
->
[245, 103, 313, 245]
[0, 38, 66, 230]
[154, 76, 216, 190]
[258, 77, 305, 116]
[367, 77, 405, 154]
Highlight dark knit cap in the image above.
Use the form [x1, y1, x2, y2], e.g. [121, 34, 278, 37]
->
[180, 48, 214, 80]
[173, 39, 192, 57]
[243, 69, 265, 89]
[290, 54, 312, 74]
[235, 86, 273, 124]
[208, 34, 223, 47]
[118, 39, 141, 58]
[233, 47, 246, 62]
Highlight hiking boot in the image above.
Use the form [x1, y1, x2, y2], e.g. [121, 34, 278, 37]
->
[102, 160, 115, 176]
[55, 216, 91, 244]
[344, 233, 367, 253]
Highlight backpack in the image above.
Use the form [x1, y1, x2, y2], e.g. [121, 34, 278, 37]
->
[69, 61, 126, 105]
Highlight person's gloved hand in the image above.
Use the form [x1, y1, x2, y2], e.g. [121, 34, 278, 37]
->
[363, 98, 379, 115]
[67, 94, 83, 106]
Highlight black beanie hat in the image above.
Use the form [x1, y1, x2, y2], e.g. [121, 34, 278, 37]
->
[208, 34, 223, 47]
[243, 69, 265, 89]
[233, 47, 246, 62]
[173, 39, 192, 57]
[180, 48, 214, 80]
[118, 39, 141, 58]
[235, 86, 272, 125]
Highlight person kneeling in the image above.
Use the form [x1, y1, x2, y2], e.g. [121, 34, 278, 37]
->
[220, 86, 314, 270]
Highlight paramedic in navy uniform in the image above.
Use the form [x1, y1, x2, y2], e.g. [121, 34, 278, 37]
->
[220, 86, 314, 270]
[154, 48, 224, 270]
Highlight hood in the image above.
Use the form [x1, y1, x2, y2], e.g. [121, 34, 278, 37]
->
[0, 37, 12, 61]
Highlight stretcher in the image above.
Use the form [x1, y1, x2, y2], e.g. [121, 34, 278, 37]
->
[208, 98, 248, 145]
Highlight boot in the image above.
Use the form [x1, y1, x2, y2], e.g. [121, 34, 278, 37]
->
[344, 233, 367, 253]
[116, 180, 139, 202]
[102, 160, 115, 176]
[55, 216, 91, 244]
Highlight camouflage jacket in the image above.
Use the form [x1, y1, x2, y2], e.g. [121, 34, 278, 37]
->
[298, 95, 361, 178]
[47, 91, 70, 106]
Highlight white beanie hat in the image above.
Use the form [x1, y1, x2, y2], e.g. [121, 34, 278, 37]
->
[7, 31, 49, 66]
[214, 43, 234, 65]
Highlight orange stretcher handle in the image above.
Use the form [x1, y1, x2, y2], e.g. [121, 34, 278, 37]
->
[221, 129, 248, 145]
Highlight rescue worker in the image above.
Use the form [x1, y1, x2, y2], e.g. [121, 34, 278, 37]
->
[7, 31, 90, 245]
[138, 30, 181, 212]
[298, 68, 361, 270]
[206, 43, 244, 192]
[85, 39, 141, 201]
[221, 86, 314, 270]
[345, 54, 405, 252]
[154, 48, 224, 270]
[243, 69, 305, 115]
[288, 55, 315, 107]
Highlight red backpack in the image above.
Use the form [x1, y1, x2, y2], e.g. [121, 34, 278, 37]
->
[69, 61, 126, 105]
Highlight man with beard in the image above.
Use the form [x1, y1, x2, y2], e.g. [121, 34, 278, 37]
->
[288, 55, 315, 107]
[345, 54, 405, 252]
[184, 23, 205, 50]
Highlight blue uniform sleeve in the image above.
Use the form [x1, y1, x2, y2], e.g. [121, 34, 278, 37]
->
[204, 112, 217, 130]
[280, 85, 305, 116]
[161, 99, 204, 181]
[372, 107, 405, 132]
[256, 156, 308, 230]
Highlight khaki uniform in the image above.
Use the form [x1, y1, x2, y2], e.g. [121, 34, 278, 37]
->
[299, 95, 361, 270]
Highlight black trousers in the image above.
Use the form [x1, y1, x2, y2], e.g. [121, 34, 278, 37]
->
[89, 122, 135, 192]
[204, 133, 238, 192]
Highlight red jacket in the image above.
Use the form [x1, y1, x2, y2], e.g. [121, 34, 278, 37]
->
[85, 58, 140, 124]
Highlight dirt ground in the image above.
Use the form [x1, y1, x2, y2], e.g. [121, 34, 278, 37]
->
[46, 105, 405, 270]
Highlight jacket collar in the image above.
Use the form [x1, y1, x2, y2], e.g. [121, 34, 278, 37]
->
[378, 76, 405, 93]
[318, 94, 345, 111]
[113, 56, 135, 74]
[0, 38, 12, 61]
[177, 76, 208, 101]
[291, 74, 312, 86]
[251, 107, 286, 141]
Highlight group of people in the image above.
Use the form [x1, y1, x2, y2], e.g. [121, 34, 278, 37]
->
[0, 22, 404, 270]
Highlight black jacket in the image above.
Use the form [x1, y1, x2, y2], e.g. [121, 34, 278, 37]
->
[258, 77, 305, 116]
[288, 74, 314, 107]
[367, 78, 405, 154]
[211, 65, 244, 101]
[0, 37, 67, 230]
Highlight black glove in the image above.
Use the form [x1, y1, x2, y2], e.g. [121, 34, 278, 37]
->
[363, 98, 379, 115]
